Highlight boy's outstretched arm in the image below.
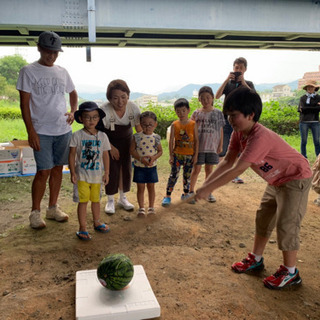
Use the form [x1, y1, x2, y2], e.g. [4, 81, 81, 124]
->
[196, 150, 251, 200]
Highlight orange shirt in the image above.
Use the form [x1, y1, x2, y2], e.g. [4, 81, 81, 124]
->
[173, 120, 196, 155]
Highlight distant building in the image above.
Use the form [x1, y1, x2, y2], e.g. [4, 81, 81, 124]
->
[135, 95, 158, 107]
[271, 84, 293, 100]
[260, 92, 272, 102]
[298, 65, 320, 89]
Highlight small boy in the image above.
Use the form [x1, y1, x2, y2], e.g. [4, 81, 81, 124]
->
[130, 111, 163, 216]
[162, 98, 198, 206]
[69, 101, 111, 240]
[195, 87, 312, 290]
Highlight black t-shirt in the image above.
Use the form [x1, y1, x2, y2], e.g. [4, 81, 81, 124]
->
[222, 80, 255, 122]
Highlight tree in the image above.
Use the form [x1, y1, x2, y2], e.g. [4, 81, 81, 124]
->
[4, 84, 19, 102]
[0, 75, 7, 95]
[0, 54, 27, 86]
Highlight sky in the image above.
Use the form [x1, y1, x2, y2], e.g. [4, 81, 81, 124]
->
[1, 46, 320, 95]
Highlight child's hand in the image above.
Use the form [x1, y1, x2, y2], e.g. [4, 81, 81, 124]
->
[192, 155, 198, 164]
[148, 156, 156, 166]
[70, 174, 77, 185]
[140, 156, 149, 166]
[169, 155, 174, 165]
[103, 173, 109, 185]
[217, 145, 222, 154]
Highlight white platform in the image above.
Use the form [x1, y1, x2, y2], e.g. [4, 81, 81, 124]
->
[76, 265, 161, 320]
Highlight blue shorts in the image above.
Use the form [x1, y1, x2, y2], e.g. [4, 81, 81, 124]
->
[133, 165, 158, 184]
[196, 152, 219, 165]
[34, 132, 72, 171]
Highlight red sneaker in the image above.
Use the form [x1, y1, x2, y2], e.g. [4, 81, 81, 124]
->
[231, 253, 264, 273]
[263, 265, 302, 290]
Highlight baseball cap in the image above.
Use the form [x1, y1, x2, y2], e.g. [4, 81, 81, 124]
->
[38, 31, 63, 52]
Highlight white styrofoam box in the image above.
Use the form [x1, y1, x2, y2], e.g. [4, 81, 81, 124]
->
[0, 160, 21, 176]
[21, 146, 34, 158]
[0, 148, 21, 161]
[0, 142, 14, 148]
[76, 265, 161, 320]
[22, 157, 36, 174]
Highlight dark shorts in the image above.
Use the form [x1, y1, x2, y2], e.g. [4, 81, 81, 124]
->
[196, 152, 219, 165]
[133, 165, 158, 184]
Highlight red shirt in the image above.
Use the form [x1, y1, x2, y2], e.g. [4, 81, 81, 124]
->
[229, 123, 312, 186]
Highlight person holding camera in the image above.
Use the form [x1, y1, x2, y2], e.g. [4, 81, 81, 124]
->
[215, 57, 255, 184]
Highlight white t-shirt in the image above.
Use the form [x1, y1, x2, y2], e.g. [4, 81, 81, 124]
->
[16, 61, 75, 136]
[100, 101, 140, 130]
[69, 129, 111, 184]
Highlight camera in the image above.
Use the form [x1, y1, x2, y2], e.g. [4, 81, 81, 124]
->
[231, 71, 242, 83]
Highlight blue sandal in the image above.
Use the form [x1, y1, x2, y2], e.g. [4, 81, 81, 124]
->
[94, 223, 110, 233]
[76, 231, 91, 241]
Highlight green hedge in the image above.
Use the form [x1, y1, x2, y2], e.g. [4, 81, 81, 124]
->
[0, 99, 300, 137]
[142, 99, 300, 138]
[259, 101, 299, 135]
[0, 106, 21, 119]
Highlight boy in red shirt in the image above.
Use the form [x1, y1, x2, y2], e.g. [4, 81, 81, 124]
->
[195, 87, 312, 290]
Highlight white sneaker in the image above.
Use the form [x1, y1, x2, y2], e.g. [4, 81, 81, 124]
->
[29, 210, 46, 229]
[105, 199, 115, 215]
[208, 193, 216, 203]
[118, 195, 134, 211]
[46, 205, 69, 222]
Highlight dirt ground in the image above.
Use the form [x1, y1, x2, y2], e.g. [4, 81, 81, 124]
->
[0, 170, 320, 320]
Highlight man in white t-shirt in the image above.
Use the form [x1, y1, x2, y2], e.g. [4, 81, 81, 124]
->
[16, 31, 78, 229]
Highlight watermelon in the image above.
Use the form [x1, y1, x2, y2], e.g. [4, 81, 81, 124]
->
[97, 253, 134, 290]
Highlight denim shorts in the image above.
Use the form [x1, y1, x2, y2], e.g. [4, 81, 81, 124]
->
[133, 165, 158, 183]
[33, 132, 72, 171]
[196, 152, 219, 165]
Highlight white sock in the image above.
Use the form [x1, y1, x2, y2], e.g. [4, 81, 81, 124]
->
[252, 253, 262, 262]
[284, 265, 296, 274]
[108, 195, 114, 202]
[119, 190, 125, 200]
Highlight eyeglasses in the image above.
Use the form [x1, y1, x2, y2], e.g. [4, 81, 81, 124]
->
[82, 115, 100, 121]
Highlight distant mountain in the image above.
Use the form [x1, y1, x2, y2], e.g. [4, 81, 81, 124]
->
[78, 80, 299, 102]
[157, 83, 221, 101]
[78, 91, 146, 102]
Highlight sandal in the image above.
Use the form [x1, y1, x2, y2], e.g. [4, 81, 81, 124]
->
[76, 231, 91, 241]
[137, 208, 146, 218]
[94, 223, 110, 233]
[147, 207, 156, 214]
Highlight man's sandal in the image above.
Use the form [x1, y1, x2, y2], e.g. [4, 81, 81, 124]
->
[76, 231, 91, 241]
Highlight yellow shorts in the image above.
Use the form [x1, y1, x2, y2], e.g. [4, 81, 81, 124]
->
[77, 181, 101, 203]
